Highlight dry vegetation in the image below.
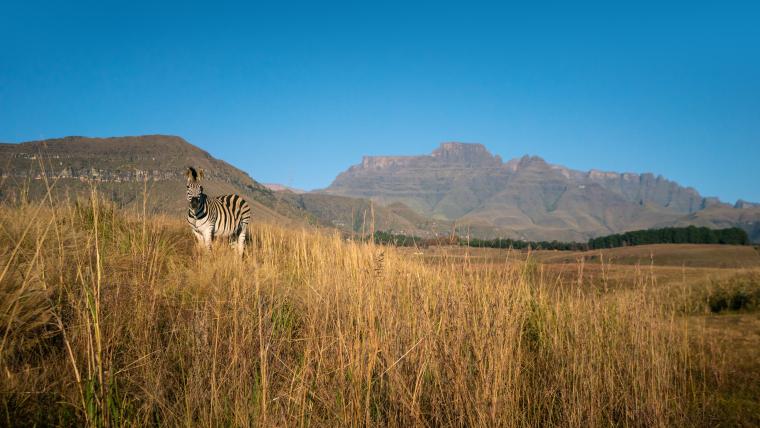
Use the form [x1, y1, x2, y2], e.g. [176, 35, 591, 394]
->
[537, 244, 760, 269]
[1, 189, 759, 426]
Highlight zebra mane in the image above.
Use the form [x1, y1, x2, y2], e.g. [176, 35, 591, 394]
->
[185, 167, 205, 183]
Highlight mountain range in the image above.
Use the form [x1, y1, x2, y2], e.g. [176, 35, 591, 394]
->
[1, 135, 758, 242]
[323, 142, 760, 242]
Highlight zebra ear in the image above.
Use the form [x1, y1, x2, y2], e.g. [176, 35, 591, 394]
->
[198, 168, 205, 180]
[186, 167, 198, 183]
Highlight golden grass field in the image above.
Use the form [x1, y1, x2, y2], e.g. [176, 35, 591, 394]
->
[2, 191, 759, 427]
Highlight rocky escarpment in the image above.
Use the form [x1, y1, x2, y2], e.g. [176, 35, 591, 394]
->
[350, 142, 502, 172]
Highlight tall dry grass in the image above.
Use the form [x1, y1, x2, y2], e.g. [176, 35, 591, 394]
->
[0, 191, 721, 426]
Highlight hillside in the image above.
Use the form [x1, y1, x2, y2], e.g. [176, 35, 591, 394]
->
[0, 135, 312, 225]
[325, 142, 757, 241]
[275, 193, 438, 236]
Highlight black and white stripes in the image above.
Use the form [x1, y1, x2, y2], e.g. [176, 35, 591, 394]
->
[185, 167, 251, 256]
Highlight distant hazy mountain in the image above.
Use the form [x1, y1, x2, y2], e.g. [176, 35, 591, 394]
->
[264, 183, 306, 194]
[734, 199, 760, 209]
[324, 142, 758, 241]
[0, 135, 311, 225]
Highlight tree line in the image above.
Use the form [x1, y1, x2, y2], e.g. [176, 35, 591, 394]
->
[370, 225, 750, 250]
[587, 226, 749, 249]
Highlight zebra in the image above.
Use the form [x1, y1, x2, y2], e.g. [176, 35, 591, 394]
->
[185, 167, 251, 256]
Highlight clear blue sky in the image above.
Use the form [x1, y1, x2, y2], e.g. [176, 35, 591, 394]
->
[1, 1, 758, 202]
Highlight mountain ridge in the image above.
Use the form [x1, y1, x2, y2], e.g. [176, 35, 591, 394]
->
[324, 142, 755, 241]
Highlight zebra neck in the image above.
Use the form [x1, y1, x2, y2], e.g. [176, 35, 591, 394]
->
[189, 203, 208, 220]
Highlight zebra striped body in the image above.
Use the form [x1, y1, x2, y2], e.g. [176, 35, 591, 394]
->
[185, 168, 251, 256]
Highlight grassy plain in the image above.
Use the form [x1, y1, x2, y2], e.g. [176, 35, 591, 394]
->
[404, 243, 760, 426]
[1, 192, 759, 426]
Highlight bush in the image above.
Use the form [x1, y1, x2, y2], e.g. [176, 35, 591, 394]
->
[663, 273, 760, 315]
[707, 276, 760, 313]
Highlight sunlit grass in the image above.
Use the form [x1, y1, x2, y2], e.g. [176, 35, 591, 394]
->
[0, 190, 753, 426]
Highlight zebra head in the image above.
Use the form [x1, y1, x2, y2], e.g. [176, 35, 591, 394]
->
[185, 167, 206, 212]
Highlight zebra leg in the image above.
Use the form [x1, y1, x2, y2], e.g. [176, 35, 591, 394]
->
[192, 229, 205, 249]
[235, 226, 247, 257]
[202, 230, 213, 251]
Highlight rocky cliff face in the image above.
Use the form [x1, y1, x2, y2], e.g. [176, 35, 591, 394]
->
[325, 142, 749, 241]
[431, 142, 503, 165]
